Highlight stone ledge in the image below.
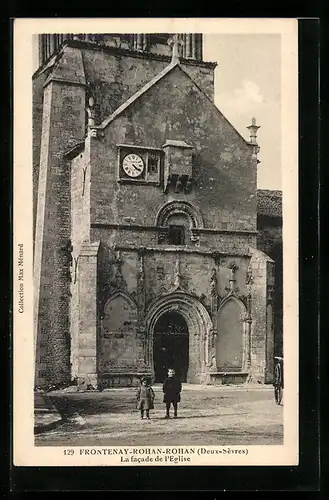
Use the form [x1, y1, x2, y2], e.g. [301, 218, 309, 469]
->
[80, 241, 100, 257]
[33, 39, 217, 81]
[102, 372, 152, 376]
[65, 39, 218, 69]
[91, 222, 257, 236]
[210, 372, 249, 376]
[209, 372, 249, 385]
[113, 244, 250, 258]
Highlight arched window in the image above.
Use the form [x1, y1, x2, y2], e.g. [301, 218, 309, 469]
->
[99, 292, 138, 373]
[216, 297, 246, 372]
[156, 201, 203, 246]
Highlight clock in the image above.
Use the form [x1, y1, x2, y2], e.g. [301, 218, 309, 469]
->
[122, 153, 145, 178]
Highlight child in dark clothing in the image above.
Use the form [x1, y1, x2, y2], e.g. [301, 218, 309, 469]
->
[136, 377, 155, 419]
[162, 368, 182, 418]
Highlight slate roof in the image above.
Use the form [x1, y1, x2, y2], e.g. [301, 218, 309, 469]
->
[257, 189, 282, 218]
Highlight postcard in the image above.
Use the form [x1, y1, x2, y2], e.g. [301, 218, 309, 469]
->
[13, 17, 298, 467]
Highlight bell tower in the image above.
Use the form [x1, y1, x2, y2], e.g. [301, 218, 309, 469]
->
[37, 33, 204, 68]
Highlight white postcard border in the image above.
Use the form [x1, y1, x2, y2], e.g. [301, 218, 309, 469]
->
[13, 17, 299, 467]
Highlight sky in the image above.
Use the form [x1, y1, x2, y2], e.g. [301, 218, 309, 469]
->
[32, 33, 281, 190]
[204, 34, 281, 190]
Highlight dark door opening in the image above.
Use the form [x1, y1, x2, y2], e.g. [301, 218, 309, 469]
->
[153, 311, 189, 383]
[168, 225, 185, 245]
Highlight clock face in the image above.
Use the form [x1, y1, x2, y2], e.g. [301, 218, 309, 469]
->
[122, 153, 145, 178]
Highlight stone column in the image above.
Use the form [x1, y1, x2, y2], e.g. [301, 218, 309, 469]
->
[137, 247, 147, 369]
[158, 227, 168, 244]
[77, 242, 100, 388]
[136, 34, 143, 51]
[245, 316, 253, 371]
[206, 261, 219, 374]
[210, 268, 218, 317]
[182, 34, 187, 58]
[38, 35, 44, 66]
[191, 34, 196, 59]
[186, 34, 192, 58]
[265, 262, 275, 383]
[142, 34, 148, 50]
[249, 248, 275, 383]
[243, 267, 253, 372]
[195, 34, 203, 61]
[137, 247, 146, 316]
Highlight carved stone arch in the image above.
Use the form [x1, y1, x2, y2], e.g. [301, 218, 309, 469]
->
[103, 289, 138, 313]
[145, 291, 213, 383]
[216, 295, 249, 372]
[99, 290, 139, 375]
[155, 201, 204, 229]
[155, 201, 204, 245]
[218, 293, 247, 316]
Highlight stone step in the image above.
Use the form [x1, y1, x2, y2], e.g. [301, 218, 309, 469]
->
[34, 391, 58, 410]
[34, 391, 62, 432]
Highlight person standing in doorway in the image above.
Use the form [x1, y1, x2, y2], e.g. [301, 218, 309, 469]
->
[163, 368, 182, 418]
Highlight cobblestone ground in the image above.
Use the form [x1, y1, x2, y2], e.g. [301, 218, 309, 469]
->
[35, 385, 283, 447]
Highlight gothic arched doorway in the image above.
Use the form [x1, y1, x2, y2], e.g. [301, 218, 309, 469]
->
[153, 311, 189, 383]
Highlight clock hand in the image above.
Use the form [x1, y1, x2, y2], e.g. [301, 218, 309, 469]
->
[131, 164, 142, 173]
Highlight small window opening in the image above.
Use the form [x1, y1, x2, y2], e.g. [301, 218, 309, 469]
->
[148, 154, 159, 174]
[168, 225, 185, 245]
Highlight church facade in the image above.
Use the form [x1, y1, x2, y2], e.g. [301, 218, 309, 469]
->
[33, 33, 276, 389]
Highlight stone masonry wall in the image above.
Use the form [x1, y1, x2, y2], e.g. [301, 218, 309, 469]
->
[34, 81, 85, 385]
[90, 65, 257, 234]
[94, 243, 251, 308]
[33, 70, 48, 249]
[81, 47, 215, 124]
[249, 248, 275, 383]
[34, 41, 271, 386]
[34, 83, 53, 386]
[79, 241, 273, 386]
[77, 242, 100, 388]
[70, 146, 91, 377]
[90, 226, 256, 255]
[92, 241, 253, 382]
[257, 216, 283, 356]
[265, 260, 275, 382]
[82, 58, 260, 385]
[33, 46, 87, 386]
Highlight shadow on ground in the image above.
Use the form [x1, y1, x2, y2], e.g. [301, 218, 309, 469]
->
[46, 390, 234, 416]
[35, 387, 283, 446]
[34, 420, 64, 435]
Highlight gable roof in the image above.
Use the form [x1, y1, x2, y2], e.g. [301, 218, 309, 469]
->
[97, 61, 179, 130]
[257, 189, 282, 218]
[94, 61, 250, 145]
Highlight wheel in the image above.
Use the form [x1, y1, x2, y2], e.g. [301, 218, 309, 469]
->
[274, 363, 283, 405]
